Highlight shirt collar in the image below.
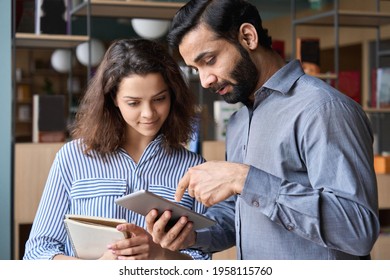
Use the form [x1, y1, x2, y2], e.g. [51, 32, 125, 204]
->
[255, 59, 305, 97]
[118, 134, 164, 156]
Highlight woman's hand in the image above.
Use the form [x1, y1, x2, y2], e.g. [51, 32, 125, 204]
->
[98, 250, 119, 260]
[108, 223, 164, 260]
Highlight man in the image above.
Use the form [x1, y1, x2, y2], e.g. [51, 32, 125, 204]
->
[146, 0, 380, 259]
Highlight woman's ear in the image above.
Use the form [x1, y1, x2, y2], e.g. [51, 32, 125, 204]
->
[239, 23, 258, 50]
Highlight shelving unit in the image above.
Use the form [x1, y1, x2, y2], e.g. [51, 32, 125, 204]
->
[71, 0, 185, 19]
[14, 77, 32, 142]
[69, 0, 185, 77]
[13, 31, 89, 142]
[292, 0, 390, 260]
[15, 33, 88, 48]
[291, 0, 390, 108]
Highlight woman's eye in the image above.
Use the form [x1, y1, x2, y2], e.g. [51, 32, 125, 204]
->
[127, 101, 138, 107]
[154, 96, 166, 103]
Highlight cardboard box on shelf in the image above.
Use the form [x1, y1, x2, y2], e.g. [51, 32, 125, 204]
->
[374, 155, 390, 174]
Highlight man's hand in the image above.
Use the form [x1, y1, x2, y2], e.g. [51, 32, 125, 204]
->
[145, 161, 248, 252]
[175, 161, 249, 207]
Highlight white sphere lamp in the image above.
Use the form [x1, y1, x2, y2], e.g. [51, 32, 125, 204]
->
[51, 49, 73, 73]
[76, 39, 105, 67]
[131, 18, 171, 39]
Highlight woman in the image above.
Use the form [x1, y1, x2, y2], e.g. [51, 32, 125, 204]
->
[23, 38, 209, 260]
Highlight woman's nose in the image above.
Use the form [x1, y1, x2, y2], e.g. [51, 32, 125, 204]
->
[141, 104, 155, 118]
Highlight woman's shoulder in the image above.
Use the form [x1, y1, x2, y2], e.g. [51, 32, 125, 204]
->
[56, 139, 91, 160]
[59, 138, 83, 151]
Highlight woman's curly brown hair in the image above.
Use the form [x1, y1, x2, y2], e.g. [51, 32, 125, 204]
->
[71, 39, 197, 157]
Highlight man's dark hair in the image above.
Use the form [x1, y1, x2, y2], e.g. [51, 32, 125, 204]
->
[167, 0, 272, 50]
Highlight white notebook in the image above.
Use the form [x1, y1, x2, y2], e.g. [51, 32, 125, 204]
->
[64, 214, 127, 259]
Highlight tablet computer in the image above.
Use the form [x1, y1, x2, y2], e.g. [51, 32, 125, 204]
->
[115, 190, 216, 230]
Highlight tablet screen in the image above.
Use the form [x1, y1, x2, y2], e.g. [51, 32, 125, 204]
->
[115, 190, 216, 230]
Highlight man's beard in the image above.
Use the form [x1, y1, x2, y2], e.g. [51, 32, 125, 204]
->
[218, 45, 259, 104]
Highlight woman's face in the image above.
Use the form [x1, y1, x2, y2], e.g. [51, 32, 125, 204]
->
[115, 72, 171, 141]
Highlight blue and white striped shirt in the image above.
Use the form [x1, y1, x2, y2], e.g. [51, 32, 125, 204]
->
[24, 135, 210, 260]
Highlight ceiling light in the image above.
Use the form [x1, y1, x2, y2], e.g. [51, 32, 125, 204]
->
[131, 18, 171, 39]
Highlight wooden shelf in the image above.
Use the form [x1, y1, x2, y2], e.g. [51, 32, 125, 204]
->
[293, 10, 390, 28]
[71, 0, 185, 20]
[15, 33, 89, 49]
[363, 107, 390, 113]
[312, 73, 338, 80]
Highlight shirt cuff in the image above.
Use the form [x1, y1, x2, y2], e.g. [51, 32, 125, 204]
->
[241, 165, 280, 217]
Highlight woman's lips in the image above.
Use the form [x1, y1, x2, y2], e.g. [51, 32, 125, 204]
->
[141, 120, 158, 126]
